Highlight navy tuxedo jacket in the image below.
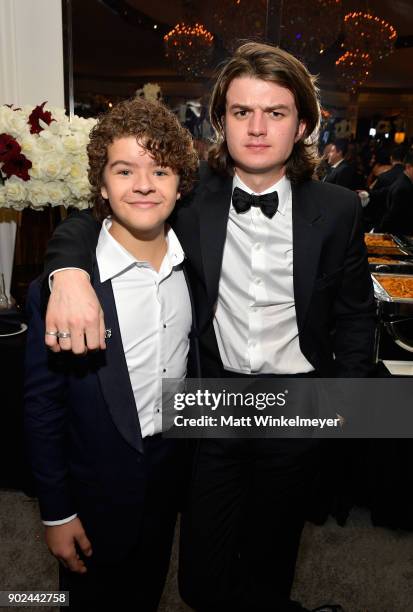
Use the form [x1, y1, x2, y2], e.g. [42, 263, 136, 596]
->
[25, 262, 198, 562]
[44, 163, 376, 378]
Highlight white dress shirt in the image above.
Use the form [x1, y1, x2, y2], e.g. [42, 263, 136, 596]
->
[44, 218, 191, 526]
[213, 173, 313, 375]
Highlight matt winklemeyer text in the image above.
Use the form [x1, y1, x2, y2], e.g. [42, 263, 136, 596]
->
[173, 415, 341, 428]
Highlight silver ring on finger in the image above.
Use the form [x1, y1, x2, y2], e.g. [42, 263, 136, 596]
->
[46, 330, 59, 337]
[57, 331, 71, 339]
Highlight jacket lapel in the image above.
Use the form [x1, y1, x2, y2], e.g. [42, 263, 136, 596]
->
[92, 265, 144, 454]
[292, 181, 323, 331]
[199, 172, 233, 308]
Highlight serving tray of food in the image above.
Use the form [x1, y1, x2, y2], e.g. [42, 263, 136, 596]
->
[372, 273, 413, 303]
[364, 233, 411, 257]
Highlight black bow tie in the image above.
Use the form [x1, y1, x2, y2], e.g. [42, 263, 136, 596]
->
[232, 187, 279, 219]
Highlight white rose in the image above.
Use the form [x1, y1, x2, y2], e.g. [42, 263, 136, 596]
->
[30, 151, 70, 180]
[68, 177, 92, 200]
[43, 154, 69, 180]
[20, 134, 37, 158]
[69, 116, 96, 134]
[26, 179, 50, 206]
[45, 181, 70, 205]
[63, 132, 88, 154]
[4, 176, 28, 203]
[36, 131, 58, 154]
[0, 105, 29, 139]
[69, 161, 88, 181]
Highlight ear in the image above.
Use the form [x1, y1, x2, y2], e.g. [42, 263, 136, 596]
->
[294, 120, 307, 143]
[101, 185, 108, 200]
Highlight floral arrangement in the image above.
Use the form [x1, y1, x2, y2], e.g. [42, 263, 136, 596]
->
[0, 102, 97, 210]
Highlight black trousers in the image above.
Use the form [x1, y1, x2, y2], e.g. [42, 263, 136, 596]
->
[59, 435, 186, 611]
[179, 371, 321, 612]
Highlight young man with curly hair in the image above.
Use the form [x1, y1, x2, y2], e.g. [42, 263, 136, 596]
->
[24, 98, 198, 610]
[40, 43, 375, 611]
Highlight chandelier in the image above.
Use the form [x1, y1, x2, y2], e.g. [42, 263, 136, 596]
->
[343, 12, 397, 60]
[205, 0, 266, 54]
[335, 51, 372, 93]
[281, 0, 342, 62]
[164, 22, 214, 79]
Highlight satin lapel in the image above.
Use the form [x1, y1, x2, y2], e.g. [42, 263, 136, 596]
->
[199, 173, 233, 308]
[92, 266, 144, 454]
[292, 182, 323, 331]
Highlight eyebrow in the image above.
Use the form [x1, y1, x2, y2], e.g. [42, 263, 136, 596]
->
[229, 103, 291, 112]
[108, 160, 134, 169]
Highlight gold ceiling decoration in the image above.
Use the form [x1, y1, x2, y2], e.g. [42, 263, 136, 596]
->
[164, 22, 214, 79]
[280, 0, 342, 62]
[343, 12, 397, 60]
[335, 50, 372, 94]
[205, 0, 266, 54]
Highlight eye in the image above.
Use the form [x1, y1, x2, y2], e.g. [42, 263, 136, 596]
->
[234, 110, 248, 117]
[117, 169, 131, 176]
[270, 111, 283, 118]
[154, 169, 169, 176]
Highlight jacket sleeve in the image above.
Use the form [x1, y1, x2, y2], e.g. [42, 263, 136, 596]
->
[24, 280, 77, 521]
[332, 196, 376, 376]
[44, 209, 100, 281]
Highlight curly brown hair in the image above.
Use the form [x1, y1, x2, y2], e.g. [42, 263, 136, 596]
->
[208, 42, 320, 183]
[87, 97, 198, 221]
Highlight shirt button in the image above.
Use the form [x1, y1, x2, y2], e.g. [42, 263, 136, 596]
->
[163, 324, 167, 328]
[253, 243, 261, 251]
[255, 278, 262, 286]
[248, 340, 256, 349]
[163, 368, 166, 373]
[251, 307, 257, 313]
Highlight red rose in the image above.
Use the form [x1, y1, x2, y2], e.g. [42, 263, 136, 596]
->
[2, 153, 32, 181]
[0, 133, 21, 162]
[28, 101, 54, 134]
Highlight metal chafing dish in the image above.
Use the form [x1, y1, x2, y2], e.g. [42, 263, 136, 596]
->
[368, 259, 413, 274]
[372, 272, 413, 360]
[365, 233, 412, 258]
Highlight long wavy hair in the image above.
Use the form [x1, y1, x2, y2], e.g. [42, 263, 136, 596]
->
[88, 98, 198, 222]
[208, 42, 320, 183]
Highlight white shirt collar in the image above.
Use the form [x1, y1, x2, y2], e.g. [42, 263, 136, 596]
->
[232, 173, 291, 216]
[96, 217, 185, 283]
[331, 159, 344, 169]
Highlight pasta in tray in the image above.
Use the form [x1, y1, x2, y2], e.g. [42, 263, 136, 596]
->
[373, 275, 413, 299]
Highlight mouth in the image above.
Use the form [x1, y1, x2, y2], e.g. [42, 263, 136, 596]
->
[245, 144, 270, 151]
[127, 201, 159, 208]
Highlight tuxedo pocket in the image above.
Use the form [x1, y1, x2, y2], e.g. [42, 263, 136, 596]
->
[314, 267, 344, 291]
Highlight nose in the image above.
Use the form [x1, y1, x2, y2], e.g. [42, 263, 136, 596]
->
[131, 170, 155, 194]
[248, 110, 267, 137]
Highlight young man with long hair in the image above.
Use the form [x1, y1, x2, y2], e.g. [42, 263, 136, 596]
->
[40, 43, 375, 611]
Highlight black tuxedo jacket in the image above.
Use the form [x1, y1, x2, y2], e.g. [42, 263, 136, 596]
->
[378, 173, 413, 235]
[26, 263, 197, 562]
[44, 163, 375, 378]
[324, 160, 359, 191]
[364, 163, 404, 230]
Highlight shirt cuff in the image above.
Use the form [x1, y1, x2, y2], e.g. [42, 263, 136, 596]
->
[43, 513, 77, 526]
[49, 268, 91, 292]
